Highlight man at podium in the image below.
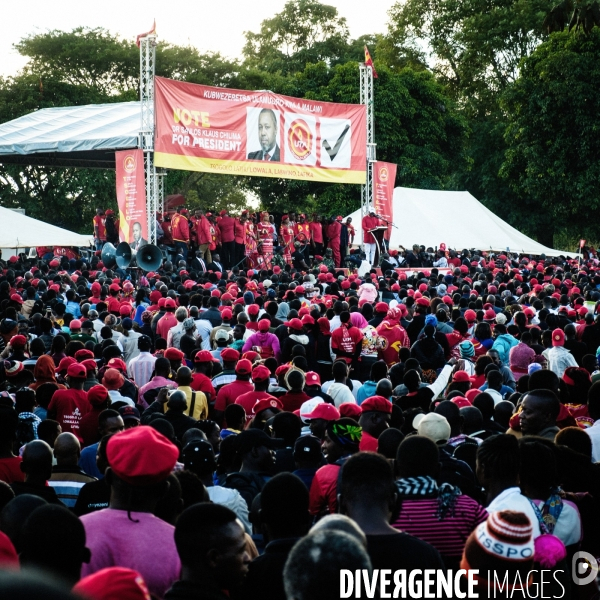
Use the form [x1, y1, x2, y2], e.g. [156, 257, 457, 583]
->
[361, 209, 381, 265]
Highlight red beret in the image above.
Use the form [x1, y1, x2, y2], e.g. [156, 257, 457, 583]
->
[416, 297, 430, 307]
[75, 349, 95, 362]
[253, 397, 283, 415]
[119, 305, 132, 317]
[375, 302, 389, 313]
[221, 348, 240, 362]
[464, 309, 477, 322]
[164, 348, 184, 361]
[247, 304, 260, 316]
[107, 426, 179, 486]
[339, 403, 363, 420]
[81, 359, 98, 373]
[74, 567, 151, 600]
[360, 395, 392, 414]
[88, 384, 109, 406]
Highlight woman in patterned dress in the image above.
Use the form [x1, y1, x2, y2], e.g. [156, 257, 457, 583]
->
[257, 211, 275, 268]
[279, 214, 294, 265]
[245, 213, 259, 268]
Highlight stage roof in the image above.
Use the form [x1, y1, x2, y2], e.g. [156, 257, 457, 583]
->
[0, 102, 140, 169]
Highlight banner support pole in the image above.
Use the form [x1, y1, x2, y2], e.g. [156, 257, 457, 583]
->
[139, 31, 158, 244]
[359, 63, 376, 248]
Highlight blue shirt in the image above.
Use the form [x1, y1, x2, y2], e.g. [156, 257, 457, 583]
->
[356, 381, 377, 405]
[79, 443, 102, 479]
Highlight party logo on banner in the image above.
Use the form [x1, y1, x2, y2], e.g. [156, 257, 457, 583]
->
[123, 153, 137, 173]
[378, 167, 389, 182]
[288, 119, 313, 161]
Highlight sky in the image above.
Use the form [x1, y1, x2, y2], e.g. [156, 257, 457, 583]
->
[0, 0, 395, 77]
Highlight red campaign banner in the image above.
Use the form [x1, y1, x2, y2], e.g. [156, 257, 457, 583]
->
[373, 162, 397, 240]
[154, 77, 367, 185]
[115, 149, 148, 247]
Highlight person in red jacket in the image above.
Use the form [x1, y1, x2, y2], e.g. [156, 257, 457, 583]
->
[218, 210, 236, 269]
[192, 209, 212, 263]
[362, 210, 381, 266]
[328, 216, 342, 267]
[171, 207, 190, 262]
[160, 215, 173, 244]
[309, 418, 362, 516]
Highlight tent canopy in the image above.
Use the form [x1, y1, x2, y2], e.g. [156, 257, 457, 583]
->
[0, 207, 93, 248]
[347, 187, 572, 257]
[0, 102, 140, 169]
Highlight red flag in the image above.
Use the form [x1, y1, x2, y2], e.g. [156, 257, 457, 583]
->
[364, 46, 378, 78]
[136, 20, 156, 47]
[580, 239, 586, 248]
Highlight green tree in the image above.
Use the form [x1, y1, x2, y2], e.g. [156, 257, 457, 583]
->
[242, 0, 352, 74]
[500, 29, 600, 245]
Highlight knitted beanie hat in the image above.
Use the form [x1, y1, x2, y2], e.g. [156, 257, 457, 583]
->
[459, 340, 475, 358]
[461, 511, 534, 590]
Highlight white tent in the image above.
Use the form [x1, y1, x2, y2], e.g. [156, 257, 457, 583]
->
[346, 187, 572, 257]
[0, 207, 93, 249]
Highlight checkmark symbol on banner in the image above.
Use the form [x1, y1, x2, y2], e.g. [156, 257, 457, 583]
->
[322, 124, 350, 161]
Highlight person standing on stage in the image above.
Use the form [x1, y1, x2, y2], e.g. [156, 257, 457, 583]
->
[257, 211, 275, 268]
[310, 214, 324, 257]
[233, 212, 247, 269]
[362, 209, 381, 266]
[346, 217, 356, 248]
[245, 212, 259, 268]
[280, 215, 294, 265]
[217, 210, 235, 269]
[295, 214, 311, 262]
[171, 207, 190, 263]
[328, 216, 342, 267]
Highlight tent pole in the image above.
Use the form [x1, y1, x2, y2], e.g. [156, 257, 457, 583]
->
[139, 31, 158, 244]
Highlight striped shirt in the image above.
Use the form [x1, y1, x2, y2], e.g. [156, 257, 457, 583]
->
[392, 496, 488, 559]
[128, 352, 157, 388]
[49, 467, 97, 508]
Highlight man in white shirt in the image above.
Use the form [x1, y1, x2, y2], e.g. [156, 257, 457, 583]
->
[127, 335, 157, 388]
[477, 434, 541, 538]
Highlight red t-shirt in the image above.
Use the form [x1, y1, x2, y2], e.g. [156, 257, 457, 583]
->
[190, 373, 216, 400]
[359, 431, 379, 452]
[48, 388, 91, 440]
[331, 325, 363, 364]
[310, 222, 323, 244]
[93, 215, 107, 240]
[218, 216, 236, 243]
[215, 380, 254, 412]
[279, 391, 311, 412]
[0, 456, 25, 484]
[107, 296, 121, 315]
[156, 313, 178, 340]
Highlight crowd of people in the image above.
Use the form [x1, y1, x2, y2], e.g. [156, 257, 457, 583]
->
[1, 223, 600, 599]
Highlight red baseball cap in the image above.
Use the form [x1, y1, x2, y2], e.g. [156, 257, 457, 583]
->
[464, 309, 477, 322]
[258, 318, 271, 332]
[453, 370, 471, 383]
[81, 359, 99, 373]
[194, 350, 219, 363]
[305, 371, 321, 386]
[303, 403, 340, 421]
[10, 293, 23, 305]
[67, 363, 87, 378]
[56, 356, 77, 374]
[88, 384, 109, 406]
[360, 396, 392, 414]
[252, 365, 271, 382]
[9, 335, 27, 347]
[451, 396, 472, 408]
[235, 358, 253, 375]
[247, 304, 260, 316]
[164, 298, 177, 309]
[107, 358, 127, 373]
[285, 318, 304, 331]
[107, 427, 179, 486]
[221, 348, 240, 362]
[75, 349, 95, 361]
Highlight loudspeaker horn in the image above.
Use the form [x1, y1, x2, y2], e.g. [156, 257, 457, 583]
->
[100, 243, 117, 269]
[115, 242, 133, 269]
[136, 244, 163, 272]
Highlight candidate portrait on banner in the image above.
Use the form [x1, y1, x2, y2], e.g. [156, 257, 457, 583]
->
[129, 221, 148, 253]
[247, 108, 280, 161]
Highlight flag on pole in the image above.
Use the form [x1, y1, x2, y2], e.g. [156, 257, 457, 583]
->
[364, 46, 378, 78]
[136, 20, 157, 47]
